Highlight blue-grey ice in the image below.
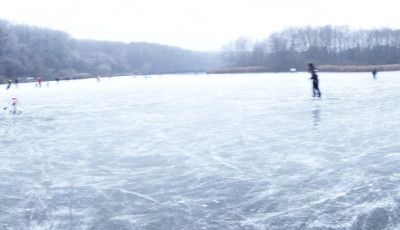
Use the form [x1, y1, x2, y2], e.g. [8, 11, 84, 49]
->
[1, 72, 400, 229]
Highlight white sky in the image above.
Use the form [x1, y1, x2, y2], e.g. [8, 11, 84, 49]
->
[0, 0, 399, 51]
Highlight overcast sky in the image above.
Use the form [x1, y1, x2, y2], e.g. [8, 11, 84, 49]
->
[0, 0, 399, 51]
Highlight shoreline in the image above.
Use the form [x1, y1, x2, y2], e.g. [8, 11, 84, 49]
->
[207, 66, 270, 74]
[208, 64, 400, 74]
[318, 64, 400, 72]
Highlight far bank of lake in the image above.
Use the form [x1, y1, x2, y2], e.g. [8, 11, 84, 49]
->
[208, 64, 400, 74]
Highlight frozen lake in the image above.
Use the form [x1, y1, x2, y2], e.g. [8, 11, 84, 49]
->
[1, 72, 400, 229]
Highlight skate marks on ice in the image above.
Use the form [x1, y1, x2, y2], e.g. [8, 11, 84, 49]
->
[0, 73, 400, 229]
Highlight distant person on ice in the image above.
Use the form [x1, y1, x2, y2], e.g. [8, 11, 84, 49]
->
[6, 79, 12, 90]
[308, 63, 321, 97]
[37, 77, 42, 87]
[372, 68, 377, 80]
[4, 97, 22, 114]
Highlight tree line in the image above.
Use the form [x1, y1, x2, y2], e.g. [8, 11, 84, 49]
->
[221, 25, 400, 71]
[0, 19, 220, 81]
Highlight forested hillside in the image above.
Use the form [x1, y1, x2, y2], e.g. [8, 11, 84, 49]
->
[0, 19, 220, 81]
[221, 25, 400, 71]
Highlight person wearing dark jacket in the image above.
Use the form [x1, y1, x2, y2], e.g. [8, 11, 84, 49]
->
[372, 69, 377, 79]
[308, 63, 321, 97]
[6, 79, 12, 90]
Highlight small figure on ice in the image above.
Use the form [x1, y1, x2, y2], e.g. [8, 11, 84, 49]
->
[37, 77, 42, 87]
[6, 79, 12, 90]
[4, 97, 22, 114]
[308, 63, 321, 97]
[372, 68, 377, 80]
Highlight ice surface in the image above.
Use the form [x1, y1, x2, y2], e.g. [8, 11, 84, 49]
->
[1, 72, 400, 229]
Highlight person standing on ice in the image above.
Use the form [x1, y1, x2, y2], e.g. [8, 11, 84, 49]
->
[37, 77, 42, 87]
[372, 68, 377, 80]
[3, 97, 21, 114]
[308, 63, 321, 97]
[6, 79, 12, 90]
